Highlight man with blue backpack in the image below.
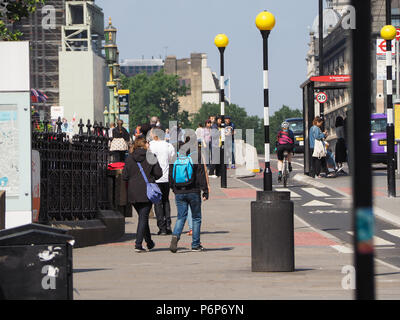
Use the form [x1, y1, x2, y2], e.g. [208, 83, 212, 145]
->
[169, 137, 209, 253]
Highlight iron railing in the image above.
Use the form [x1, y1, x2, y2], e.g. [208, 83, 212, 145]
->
[32, 118, 111, 222]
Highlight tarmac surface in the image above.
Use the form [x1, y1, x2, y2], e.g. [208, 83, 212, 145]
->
[72, 168, 400, 300]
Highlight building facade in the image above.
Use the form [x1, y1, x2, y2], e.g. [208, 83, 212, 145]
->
[164, 53, 220, 116]
[305, 0, 400, 142]
[120, 58, 163, 77]
[59, 0, 108, 126]
[10, 0, 66, 112]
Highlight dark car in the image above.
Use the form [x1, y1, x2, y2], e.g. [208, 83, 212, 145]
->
[284, 117, 304, 153]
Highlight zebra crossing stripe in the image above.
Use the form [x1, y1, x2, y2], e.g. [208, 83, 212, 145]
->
[384, 229, 400, 238]
[275, 188, 301, 198]
[302, 188, 330, 197]
[346, 231, 395, 246]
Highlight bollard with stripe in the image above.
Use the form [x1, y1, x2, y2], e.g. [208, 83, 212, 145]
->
[381, 23, 397, 197]
[251, 11, 295, 273]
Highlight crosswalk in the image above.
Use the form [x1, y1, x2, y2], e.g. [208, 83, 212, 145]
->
[273, 185, 400, 252]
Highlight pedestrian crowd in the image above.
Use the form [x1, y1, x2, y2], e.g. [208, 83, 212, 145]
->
[112, 114, 236, 253]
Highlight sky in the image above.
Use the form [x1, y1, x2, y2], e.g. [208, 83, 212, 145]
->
[96, 0, 319, 118]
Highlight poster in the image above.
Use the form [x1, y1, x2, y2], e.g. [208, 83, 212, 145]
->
[0, 106, 19, 197]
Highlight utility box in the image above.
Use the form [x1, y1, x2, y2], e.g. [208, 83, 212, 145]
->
[0, 224, 74, 300]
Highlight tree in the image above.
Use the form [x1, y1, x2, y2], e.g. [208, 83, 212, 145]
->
[0, 0, 45, 40]
[269, 105, 303, 151]
[121, 70, 190, 131]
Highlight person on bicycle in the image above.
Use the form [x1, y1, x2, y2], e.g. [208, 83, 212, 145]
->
[276, 121, 295, 182]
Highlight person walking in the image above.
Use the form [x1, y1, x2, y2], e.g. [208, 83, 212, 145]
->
[224, 116, 236, 169]
[122, 138, 163, 252]
[110, 119, 130, 162]
[149, 128, 175, 235]
[309, 116, 328, 178]
[334, 116, 347, 173]
[169, 140, 209, 252]
[209, 116, 221, 178]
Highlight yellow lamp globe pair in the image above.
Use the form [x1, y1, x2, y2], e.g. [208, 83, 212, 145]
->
[214, 11, 276, 48]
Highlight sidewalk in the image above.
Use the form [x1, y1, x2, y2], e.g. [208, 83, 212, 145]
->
[293, 166, 400, 227]
[72, 175, 400, 300]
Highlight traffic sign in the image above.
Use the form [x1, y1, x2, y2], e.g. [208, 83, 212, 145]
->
[396, 28, 400, 42]
[316, 92, 328, 104]
[377, 38, 396, 58]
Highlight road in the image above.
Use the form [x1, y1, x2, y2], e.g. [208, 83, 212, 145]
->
[239, 154, 400, 269]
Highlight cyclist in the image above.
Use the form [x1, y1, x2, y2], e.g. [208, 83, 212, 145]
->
[276, 121, 295, 182]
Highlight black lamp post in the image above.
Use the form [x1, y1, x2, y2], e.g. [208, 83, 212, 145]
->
[214, 34, 229, 188]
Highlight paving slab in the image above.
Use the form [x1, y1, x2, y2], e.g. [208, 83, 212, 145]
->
[72, 176, 400, 300]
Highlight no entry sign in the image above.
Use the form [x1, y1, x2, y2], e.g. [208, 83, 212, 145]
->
[316, 92, 328, 104]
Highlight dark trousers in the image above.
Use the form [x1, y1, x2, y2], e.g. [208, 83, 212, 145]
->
[310, 148, 329, 177]
[154, 182, 171, 232]
[112, 151, 126, 162]
[132, 202, 153, 249]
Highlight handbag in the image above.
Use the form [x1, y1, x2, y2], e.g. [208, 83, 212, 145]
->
[136, 162, 162, 204]
[313, 139, 327, 159]
[110, 137, 128, 151]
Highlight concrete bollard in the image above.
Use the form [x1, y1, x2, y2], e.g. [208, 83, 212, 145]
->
[251, 190, 294, 272]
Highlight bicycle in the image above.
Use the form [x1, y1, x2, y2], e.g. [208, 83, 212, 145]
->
[282, 151, 290, 188]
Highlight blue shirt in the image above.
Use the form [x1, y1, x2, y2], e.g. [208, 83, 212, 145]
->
[309, 125, 325, 149]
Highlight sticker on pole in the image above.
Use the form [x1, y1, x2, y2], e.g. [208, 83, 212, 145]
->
[316, 92, 328, 104]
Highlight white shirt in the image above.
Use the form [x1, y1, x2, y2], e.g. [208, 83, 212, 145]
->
[149, 140, 175, 183]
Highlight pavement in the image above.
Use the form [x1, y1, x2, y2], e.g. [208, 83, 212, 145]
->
[72, 166, 400, 300]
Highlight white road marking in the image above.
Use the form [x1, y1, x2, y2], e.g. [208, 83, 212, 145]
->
[384, 229, 400, 238]
[275, 188, 301, 198]
[331, 245, 353, 254]
[346, 231, 395, 246]
[309, 209, 348, 214]
[302, 188, 330, 197]
[303, 200, 334, 207]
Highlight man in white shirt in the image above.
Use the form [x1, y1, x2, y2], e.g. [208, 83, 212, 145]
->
[149, 128, 176, 235]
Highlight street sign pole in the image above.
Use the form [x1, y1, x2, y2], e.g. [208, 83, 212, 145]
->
[385, 1, 397, 198]
[350, 0, 375, 300]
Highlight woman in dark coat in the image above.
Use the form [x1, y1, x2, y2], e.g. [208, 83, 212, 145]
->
[122, 138, 163, 252]
[335, 116, 347, 172]
[112, 119, 130, 162]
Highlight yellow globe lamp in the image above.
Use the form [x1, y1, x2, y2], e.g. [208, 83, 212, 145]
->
[255, 11, 276, 31]
[381, 25, 397, 41]
[214, 34, 229, 48]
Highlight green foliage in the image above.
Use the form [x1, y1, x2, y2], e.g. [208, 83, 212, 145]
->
[0, 0, 45, 40]
[269, 105, 303, 151]
[121, 71, 190, 131]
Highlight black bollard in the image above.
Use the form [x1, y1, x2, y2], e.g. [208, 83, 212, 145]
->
[251, 190, 294, 272]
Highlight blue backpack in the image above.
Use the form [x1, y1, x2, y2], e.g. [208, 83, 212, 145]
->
[172, 152, 195, 187]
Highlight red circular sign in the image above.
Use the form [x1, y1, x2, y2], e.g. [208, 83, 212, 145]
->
[316, 92, 328, 104]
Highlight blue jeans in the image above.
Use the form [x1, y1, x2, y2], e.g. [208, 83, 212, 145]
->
[187, 207, 193, 230]
[173, 193, 202, 248]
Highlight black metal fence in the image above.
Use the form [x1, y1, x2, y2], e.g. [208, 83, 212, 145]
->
[32, 118, 111, 222]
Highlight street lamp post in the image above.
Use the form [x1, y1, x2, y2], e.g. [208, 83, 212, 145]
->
[214, 34, 229, 188]
[104, 18, 118, 124]
[382, 3, 397, 198]
[256, 11, 275, 191]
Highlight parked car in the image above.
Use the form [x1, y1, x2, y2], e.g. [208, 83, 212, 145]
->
[284, 117, 304, 153]
[371, 113, 398, 164]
